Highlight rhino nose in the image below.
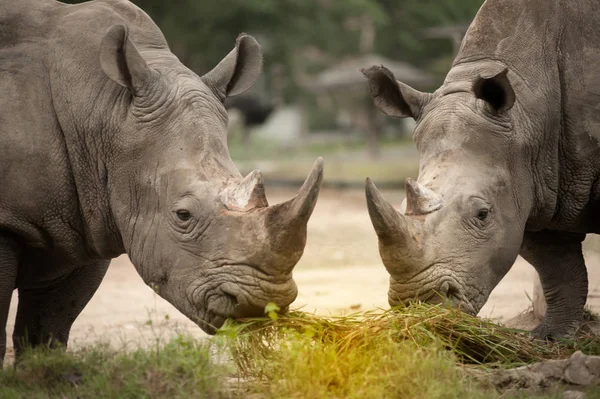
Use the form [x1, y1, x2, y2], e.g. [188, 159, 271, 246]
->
[223, 292, 240, 308]
[221, 278, 297, 319]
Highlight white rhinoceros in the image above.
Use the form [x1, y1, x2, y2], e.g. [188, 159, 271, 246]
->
[0, 0, 323, 364]
[363, 0, 599, 339]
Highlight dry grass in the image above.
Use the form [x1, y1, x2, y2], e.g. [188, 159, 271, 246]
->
[217, 303, 599, 398]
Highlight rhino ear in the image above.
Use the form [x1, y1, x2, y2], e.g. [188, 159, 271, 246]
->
[361, 65, 432, 120]
[473, 68, 515, 113]
[99, 24, 157, 94]
[201, 34, 263, 102]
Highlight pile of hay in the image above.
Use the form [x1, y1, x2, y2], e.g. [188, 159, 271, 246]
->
[217, 303, 598, 398]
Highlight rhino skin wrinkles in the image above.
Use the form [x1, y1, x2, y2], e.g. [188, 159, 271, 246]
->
[0, 0, 324, 365]
[363, 0, 600, 339]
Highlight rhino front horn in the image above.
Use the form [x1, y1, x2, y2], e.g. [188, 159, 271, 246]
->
[271, 157, 324, 223]
[404, 178, 443, 216]
[365, 178, 406, 242]
[366, 178, 423, 269]
[221, 170, 269, 211]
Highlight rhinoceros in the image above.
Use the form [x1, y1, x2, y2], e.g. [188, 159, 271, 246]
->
[362, 0, 599, 339]
[0, 0, 323, 364]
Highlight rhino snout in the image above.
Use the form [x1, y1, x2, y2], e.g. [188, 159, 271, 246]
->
[387, 275, 476, 312]
[220, 278, 298, 319]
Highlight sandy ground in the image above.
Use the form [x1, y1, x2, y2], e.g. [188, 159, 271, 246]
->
[5, 187, 600, 353]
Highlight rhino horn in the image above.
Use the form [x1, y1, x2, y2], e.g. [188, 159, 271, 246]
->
[404, 178, 443, 216]
[221, 170, 269, 211]
[366, 178, 424, 272]
[365, 178, 411, 242]
[267, 157, 324, 223]
[255, 158, 323, 270]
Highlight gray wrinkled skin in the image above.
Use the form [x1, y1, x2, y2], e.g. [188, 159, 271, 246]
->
[0, 0, 323, 364]
[363, 0, 600, 339]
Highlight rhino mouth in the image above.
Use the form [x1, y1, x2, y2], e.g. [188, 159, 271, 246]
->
[220, 278, 297, 318]
[203, 313, 228, 334]
[196, 277, 297, 334]
[201, 291, 239, 332]
[388, 276, 479, 315]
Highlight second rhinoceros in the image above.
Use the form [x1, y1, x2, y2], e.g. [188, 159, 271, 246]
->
[362, 0, 599, 338]
[0, 0, 323, 364]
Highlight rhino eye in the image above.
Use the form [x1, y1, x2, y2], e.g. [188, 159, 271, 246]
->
[476, 208, 489, 221]
[176, 210, 192, 222]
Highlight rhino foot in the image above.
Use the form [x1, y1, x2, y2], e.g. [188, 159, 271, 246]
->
[530, 319, 579, 341]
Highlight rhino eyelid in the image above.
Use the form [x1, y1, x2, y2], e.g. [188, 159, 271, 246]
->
[468, 196, 490, 205]
[476, 208, 490, 221]
[175, 209, 193, 221]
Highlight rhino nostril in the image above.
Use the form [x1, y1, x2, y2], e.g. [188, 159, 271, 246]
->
[447, 286, 460, 301]
[438, 281, 451, 298]
[224, 293, 239, 307]
[433, 281, 461, 305]
[442, 283, 462, 306]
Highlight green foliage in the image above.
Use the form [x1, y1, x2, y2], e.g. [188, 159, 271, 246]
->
[376, 0, 484, 65]
[264, 302, 281, 320]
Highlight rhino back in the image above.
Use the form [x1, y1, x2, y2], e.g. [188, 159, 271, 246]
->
[455, 0, 600, 141]
[0, 0, 73, 256]
[0, 0, 169, 278]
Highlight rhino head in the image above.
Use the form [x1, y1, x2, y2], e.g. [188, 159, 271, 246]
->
[98, 25, 323, 332]
[362, 64, 533, 315]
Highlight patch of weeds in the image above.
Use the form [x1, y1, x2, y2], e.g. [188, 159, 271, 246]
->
[0, 336, 228, 399]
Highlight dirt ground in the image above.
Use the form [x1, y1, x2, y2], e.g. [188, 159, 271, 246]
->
[5, 187, 600, 352]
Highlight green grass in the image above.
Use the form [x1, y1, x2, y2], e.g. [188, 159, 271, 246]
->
[0, 336, 229, 398]
[1, 304, 598, 399]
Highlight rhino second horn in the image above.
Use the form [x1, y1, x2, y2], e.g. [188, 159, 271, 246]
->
[404, 178, 443, 216]
[221, 170, 269, 211]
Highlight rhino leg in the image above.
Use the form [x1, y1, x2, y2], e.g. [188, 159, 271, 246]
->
[12, 260, 110, 359]
[520, 231, 588, 339]
[0, 235, 19, 368]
